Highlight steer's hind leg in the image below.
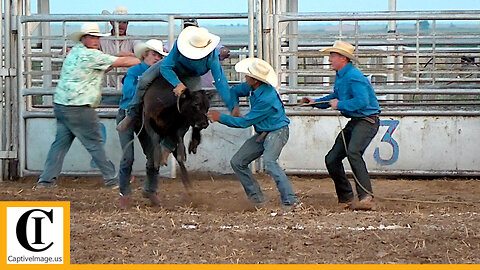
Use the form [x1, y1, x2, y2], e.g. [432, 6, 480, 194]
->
[152, 134, 168, 168]
[144, 118, 169, 168]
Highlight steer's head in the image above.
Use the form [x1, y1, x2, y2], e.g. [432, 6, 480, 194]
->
[178, 90, 213, 129]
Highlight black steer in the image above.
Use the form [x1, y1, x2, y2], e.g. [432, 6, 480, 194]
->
[143, 75, 212, 189]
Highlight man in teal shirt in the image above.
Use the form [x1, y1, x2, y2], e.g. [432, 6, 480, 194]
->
[301, 40, 380, 211]
[35, 22, 140, 189]
[209, 58, 298, 208]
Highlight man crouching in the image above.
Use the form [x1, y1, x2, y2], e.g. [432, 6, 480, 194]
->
[208, 58, 298, 208]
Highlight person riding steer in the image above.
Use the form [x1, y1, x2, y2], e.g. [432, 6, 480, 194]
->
[117, 26, 238, 132]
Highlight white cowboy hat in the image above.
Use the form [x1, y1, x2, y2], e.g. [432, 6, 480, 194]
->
[70, 22, 110, 42]
[321, 40, 359, 62]
[101, 6, 129, 15]
[134, 39, 168, 59]
[177, 26, 220, 60]
[235, 58, 278, 88]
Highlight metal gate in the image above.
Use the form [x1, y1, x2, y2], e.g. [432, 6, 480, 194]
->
[273, 10, 480, 176]
[10, 0, 260, 180]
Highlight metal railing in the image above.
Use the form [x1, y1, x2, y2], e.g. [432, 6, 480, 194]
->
[15, 11, 256, 178]
[7, 6, 480, 179]
[20, 13, 253, 111]
[273, 11, 480, 116]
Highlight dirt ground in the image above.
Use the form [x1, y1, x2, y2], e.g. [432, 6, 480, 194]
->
[1, 174, 480, 264]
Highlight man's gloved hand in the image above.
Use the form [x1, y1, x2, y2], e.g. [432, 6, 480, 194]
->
[173, 82, 187, 97]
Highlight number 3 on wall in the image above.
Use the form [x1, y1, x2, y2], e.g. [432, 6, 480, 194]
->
[374, 120, 399, 166]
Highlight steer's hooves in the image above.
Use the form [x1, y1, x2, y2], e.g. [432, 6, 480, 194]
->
[188, 141, 199, 154]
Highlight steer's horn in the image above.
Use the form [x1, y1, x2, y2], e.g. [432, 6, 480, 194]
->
[177, 95, 181, 113]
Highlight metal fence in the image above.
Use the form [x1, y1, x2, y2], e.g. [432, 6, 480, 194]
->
[273, 11, 480, 116]
[3, 4, 480, 179]
[20, 13, 253, 106]
[15, 12, 255, 178]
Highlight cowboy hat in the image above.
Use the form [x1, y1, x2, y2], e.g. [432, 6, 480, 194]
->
[70, 22, 110, 42]
[321, 40, 359, 62]
[177, 26, 220, 60]
[101, 6, 128, 15]
[235, 58, 278, 88]
[134, 39, 168, 59]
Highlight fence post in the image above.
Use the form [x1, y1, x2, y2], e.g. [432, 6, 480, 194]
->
[0, 0, 4, 181]
[38, 0, 52, 105]
[287, 0, 298, 104]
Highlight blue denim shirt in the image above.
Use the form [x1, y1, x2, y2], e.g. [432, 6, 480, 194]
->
[315, 62, 381, 118]
[119, 62, 149, 109]
[161, 41, 234, 110]
[219, 83, 290, 132]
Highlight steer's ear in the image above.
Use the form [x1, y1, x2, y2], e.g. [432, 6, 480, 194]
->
[204, 90, 216, 101]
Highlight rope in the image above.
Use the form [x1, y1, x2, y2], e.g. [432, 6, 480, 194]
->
[120, 112, 145, 156]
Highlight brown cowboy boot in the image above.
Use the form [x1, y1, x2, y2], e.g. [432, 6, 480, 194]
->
[353, 195, 376, 211]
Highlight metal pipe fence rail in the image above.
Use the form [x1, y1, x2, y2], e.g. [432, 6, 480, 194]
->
[272, 11, 480, 108]
[1, 0, 22, 180]
[18, 13, 253, 108]
[8, 7, 480, 179]
[14, 12, 256, 179]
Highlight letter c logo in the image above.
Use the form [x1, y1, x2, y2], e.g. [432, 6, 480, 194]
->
[16, 209, 54, 252]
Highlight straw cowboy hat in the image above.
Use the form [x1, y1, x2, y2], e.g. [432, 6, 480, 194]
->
[321, 40, 359, 62]
[101, 6, 129, 15]
[70, 22, 110, 42]
[235, 58, 278, 88]
[177, 26, 220, 60]
[134, 39, 168, 59]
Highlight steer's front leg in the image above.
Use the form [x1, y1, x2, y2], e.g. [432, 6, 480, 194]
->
[188, 127, 202, 154]
[176, 127, 188, 163]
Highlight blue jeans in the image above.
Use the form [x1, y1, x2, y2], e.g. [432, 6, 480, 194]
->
[116, 109, 159, 195]
[230, 126, 297, 205]
[38, 104, 117, 185]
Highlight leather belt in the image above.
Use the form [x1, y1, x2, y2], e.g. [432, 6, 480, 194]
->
[361, 114, 379, 124]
